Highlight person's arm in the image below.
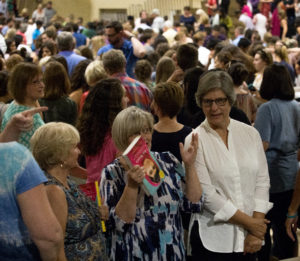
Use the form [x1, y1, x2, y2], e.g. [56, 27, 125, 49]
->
[0, 107, 48, 142]
[115, 164, 145, 223]
[45, 185, 68, 261]
[281, 19, 288, 40]
[286, 167, 300, 241]
[180, 133, 202, 203]
[228, 210, 269, 239]
[17, 184, 63, 261]
[123, 30, 146, 58]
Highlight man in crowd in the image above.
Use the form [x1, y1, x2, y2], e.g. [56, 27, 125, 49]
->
[102, 49, 152, 111]
[57, 31, 86, 75]
[97, 21, 145, 78]
[43, 1, 56, 25]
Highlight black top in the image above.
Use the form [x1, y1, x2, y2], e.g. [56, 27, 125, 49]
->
[39, 96, 77, 125]
[151, 125, 193, 162]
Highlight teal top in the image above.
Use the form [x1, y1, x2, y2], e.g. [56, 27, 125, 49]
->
[1, 101, 44, 149]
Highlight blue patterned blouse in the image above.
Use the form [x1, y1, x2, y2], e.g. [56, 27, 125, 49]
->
[100, 151, 203, 261]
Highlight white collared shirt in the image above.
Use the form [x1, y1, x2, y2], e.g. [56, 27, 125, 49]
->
[185, 119, 273, 253]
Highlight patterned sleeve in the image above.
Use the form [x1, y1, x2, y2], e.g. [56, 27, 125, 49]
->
[100, 161, 134, 233]
[159, 152, 204, 213]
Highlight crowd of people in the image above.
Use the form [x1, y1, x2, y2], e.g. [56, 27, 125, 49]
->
[1, 0, 300, 260]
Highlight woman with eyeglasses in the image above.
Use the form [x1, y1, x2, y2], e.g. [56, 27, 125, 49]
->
[100, 106, 203, 260]
[255, 64, 300, 260]
[1, 62, 45, 149]
[187, 70, 272, 261]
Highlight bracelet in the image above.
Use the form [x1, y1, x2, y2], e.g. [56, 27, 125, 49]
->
[286, 213, 298, 218]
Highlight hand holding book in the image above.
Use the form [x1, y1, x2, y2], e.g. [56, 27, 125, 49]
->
[122, 136, 165, 195]
[127, 165, 145, 189]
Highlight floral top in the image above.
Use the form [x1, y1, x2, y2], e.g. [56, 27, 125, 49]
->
[100, 151, 203, 261]
[44, 173, 107, 261]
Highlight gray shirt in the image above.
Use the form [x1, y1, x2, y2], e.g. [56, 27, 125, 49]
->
[255, 98, 300, 193]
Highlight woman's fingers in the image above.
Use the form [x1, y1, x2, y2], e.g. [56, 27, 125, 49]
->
[22, 106, 48, 117]
[128, 166, 145, 184]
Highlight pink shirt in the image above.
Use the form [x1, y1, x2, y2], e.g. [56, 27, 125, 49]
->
[86, 132, 118, 183]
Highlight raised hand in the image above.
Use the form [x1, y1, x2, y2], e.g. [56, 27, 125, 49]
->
[179, 133, 198, 168]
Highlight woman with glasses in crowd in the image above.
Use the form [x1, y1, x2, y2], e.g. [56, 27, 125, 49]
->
[100, 106, 203, 260]
[1, 62, 44, 149]
[187, 70, 272, 261]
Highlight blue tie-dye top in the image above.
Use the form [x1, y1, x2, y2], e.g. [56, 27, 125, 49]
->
[100, 151, 203, 261]
[0, 142, 47, 260]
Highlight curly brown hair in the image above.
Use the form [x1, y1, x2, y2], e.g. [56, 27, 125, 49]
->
[77, 78, 124, 155]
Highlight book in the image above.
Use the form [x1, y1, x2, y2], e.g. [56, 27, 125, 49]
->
[122, 135, 165, 196]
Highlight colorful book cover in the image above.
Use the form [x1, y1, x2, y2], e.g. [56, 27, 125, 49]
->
[122, 135, 165, 196]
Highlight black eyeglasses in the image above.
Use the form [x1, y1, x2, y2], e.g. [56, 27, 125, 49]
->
[202, 97, 228, 107]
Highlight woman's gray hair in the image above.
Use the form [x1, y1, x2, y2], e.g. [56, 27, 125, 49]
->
[30, 122, 80, 170]
[195, 70, 236, 107]
[112, 106, 154, 152]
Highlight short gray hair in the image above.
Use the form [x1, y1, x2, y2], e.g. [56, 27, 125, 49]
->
[102, 49, 126, 74]
[112, 106, 154, 152]
[195, 70, 236, 107]
[30, 122, 80, 170]
[57, 31, 74, 51]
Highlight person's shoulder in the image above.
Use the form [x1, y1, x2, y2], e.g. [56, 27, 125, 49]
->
[231, 118, 259, 136]
[0, 141, 28, 155]
[181, 125, 193, 135]
[152, 151, 180, 166]
[98, 44, 112, 54]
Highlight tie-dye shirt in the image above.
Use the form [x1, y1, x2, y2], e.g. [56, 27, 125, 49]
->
[0, 142, 47, 260]
[100, 151, 203, 261]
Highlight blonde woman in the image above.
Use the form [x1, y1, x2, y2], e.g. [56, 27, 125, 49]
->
[31, 122, 108, 260]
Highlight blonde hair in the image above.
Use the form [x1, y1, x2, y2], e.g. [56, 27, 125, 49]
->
[112, 106, 154, 152]
[91, 35, 105, 58]
[84, 60, 107, 86]
[30, 122, 80, 170]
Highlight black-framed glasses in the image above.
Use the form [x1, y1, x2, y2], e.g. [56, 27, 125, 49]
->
[202, 97, 228, 107]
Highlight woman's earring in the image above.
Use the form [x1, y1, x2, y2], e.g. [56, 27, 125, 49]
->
[60, 162, 64, 168]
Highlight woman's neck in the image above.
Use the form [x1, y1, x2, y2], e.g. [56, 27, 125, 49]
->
[210, 121, 230, 148]
[20, 97, 38, 107]
[47, 166, 70, 189]
[154, 116, 183, 132]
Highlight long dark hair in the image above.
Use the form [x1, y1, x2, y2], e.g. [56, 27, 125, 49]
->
[77, 78, 124, 155]
[70, 59, 91, 93]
